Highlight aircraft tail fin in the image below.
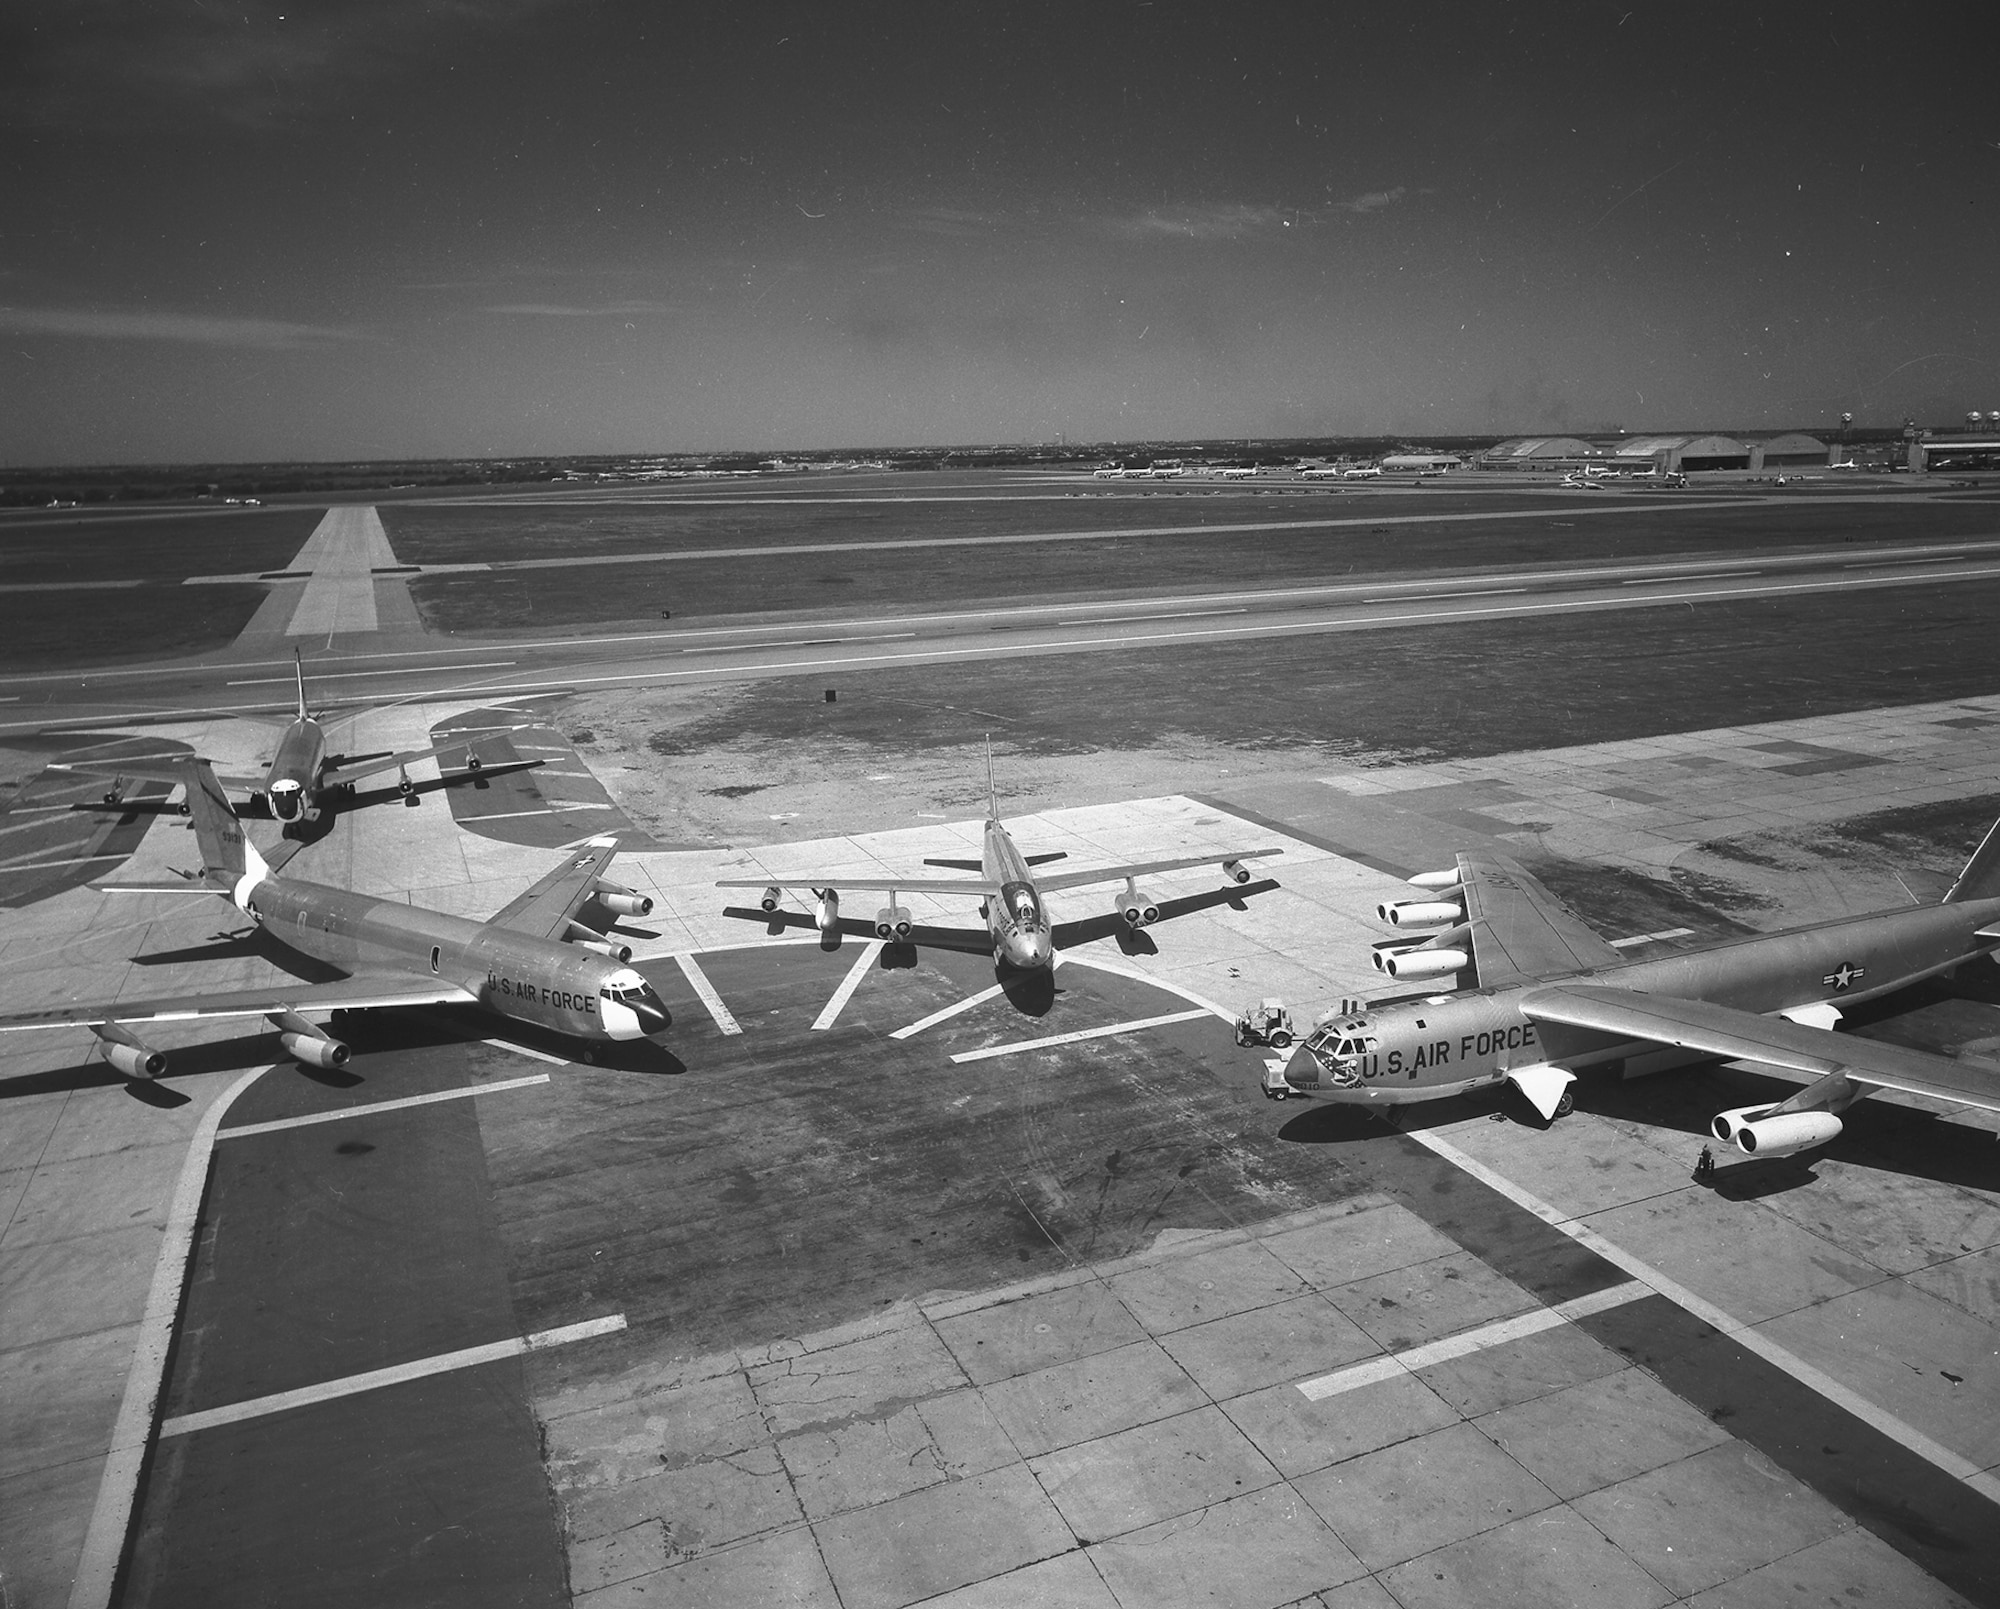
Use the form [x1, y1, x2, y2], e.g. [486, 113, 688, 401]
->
[294, 650, 309, 721]
[1944, 811, 2000, 903]
[985, 734, 997, 822]
[183, 759, 270, 892]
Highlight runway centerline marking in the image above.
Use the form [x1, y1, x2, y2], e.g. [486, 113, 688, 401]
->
[680, 632, 917, 655]
[217, 1075, 550, 1138]
[813, 940, 885, 1031]
[1399, 1122, 2000, 1507]
[675, 953, 742, 1035]
[1619, 571, 1757, 585]
[1296, 1281, 1650, 1401]
[1363, 587, 1529, 603]
[1056, 607, 1249, 626]
[891, 982, 1008, 1039]
[158, 1315, 628, 1439]
[227, 660, 517, 686]
[949, 1008, 1211, 1064]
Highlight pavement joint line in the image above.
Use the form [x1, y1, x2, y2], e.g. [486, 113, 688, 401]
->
[1401, 1122, 2000, 1507]
[1294, 1280, 1651, 1401]
[67, 1063, 274, 1609]
[948, 1008, 1213, 1064]
[889, 982, 1008, 1039]
[674, 952, 742, 1034]
[156, 1315, 628, 1440]
[217, 1074, 550, 1138]
[482, 1038, 570, 1066]
[812, 939, 885, 1031]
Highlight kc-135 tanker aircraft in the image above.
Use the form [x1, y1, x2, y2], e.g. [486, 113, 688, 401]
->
[720, 743, 1279, 970]
[1272, 825, 2000, 1157]
[52, 653, 539, 828]
[0, 759, 671, 1076]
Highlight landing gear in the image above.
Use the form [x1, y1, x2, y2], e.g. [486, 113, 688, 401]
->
[1554, 1088, 1575, 1119]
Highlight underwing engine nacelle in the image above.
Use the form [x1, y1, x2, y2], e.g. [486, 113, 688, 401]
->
[1221, 858, 1254, 885]
[814, 889, 841, 934]
[1116, 883, 1161, 927]
[268, 1009, 352, 1070]
[1378, 899, 1463, 927]
[593, 882, 654, 918]
[565, 921, 634, 963]
[1406, 869, 1460, 889]
[1372, 947, 1469, 980]
[92, 1022, 167, 1080]
[874, 903, 913, 941]
[759, 885, 781, 913]
[1711, 1104, 1844, 1157]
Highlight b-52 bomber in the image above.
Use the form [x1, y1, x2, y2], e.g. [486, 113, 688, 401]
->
[53, 653, 539, 829]
[0, 759, 671, 1078]
[719, 746, 1280, 971]
[1271, 822, 2000, 1158]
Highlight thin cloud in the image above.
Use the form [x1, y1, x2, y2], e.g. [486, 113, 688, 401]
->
[0, 306, 363, 349]
[3, 0, 559, 129]
[1334, 187, 1409, 214]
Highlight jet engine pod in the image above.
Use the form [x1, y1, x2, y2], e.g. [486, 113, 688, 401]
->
[874, 903, 913, 941]
[1377, 947, 1468, 980]
[1377, 900, 1464, 927]
[1407, 869, 1460, 889]
[594, 885, 654, 918]
[760, 885, 781, 913]
[1222, 858, 1254, 885]
[1711, 1105, 1844, 1157]
[814, 890, 841, 934]
[1116, 887, 1161, 927]
[91, 1023, 166, 1080]
[280, 1031, 352, 1070]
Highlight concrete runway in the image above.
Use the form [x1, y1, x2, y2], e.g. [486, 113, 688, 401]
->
[3, 472, 1998, 1609]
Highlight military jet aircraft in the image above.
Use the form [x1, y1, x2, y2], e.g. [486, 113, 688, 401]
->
[0, 759, 670, 1078]
[1269, 827, 2000, 1157]
[718, 745, 1280, 971]
[52, 653, 539, 829]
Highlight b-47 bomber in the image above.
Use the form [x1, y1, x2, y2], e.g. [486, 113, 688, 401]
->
[0, 759, 671, 1078]
[1271, 822, 2000, 1158]
[720, 743, 1280, 972]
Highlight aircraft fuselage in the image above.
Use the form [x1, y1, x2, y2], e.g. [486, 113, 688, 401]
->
[983, 818, 1054, 970]
[1290, 897, 2000, 1103]
[264, 718, 328, 822]
[239, 873, 670, 1041]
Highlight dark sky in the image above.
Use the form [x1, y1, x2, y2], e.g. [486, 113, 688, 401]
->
[2, 2, 1994, 463]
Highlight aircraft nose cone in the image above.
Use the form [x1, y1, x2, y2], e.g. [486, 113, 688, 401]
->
[1007, 934, 1053, 970]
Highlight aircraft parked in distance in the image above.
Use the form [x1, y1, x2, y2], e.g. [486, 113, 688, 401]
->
[0, 760, 670, 1077]
[1342, 466, 1382, 479]
[1269, 830, 2000, 1158]
[719, 743, 1281, 971]
[53, 653, 539, 830]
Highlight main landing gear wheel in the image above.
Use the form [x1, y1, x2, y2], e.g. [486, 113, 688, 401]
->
[1554, 1089, 1575, 1118]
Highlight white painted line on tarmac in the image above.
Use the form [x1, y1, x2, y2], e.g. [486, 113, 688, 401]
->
[226, 660, 518, 685]
[0, 851, 127, 872]
[675, 953, 742, 1034]
[68, 1064, 274, 1609]
[218, 1075, 550, 1138]
[950, 1008, 1211, 1064]
[1056, 954, 1240, 1022]
[484, 1039, 571, 1066]
[158, 1314, 627, 1439]
[1363, 587, 1529, 603]
[1620, 571, 1757, 585]
[680, 632, 917, 654]
[1056, 607, 1249, 626]
[813, 940, 884, 1030]
[1401, 1124, 2000, 1507]
[1296, 1281, 1649, 1401]
[891, 982, 1008, 1039]
[1609, 926, 1696, 948]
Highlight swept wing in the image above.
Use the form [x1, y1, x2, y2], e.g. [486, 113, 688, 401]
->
[1521, 982, 2000, 1116]
[1454, 853, 1624, 988]
[487, 838, 626, 938]
[1034, 848, 1280, 894]
[0, 974, 476, 1034]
